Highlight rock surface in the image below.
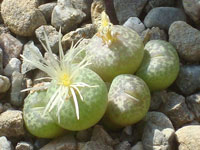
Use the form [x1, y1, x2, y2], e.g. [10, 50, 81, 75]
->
[0, 48, 2, 74]
[0, 110, 25, 137]
[1, 0, 47, 36]
[150, 90, 167, 110]
[144, 7, 186, 30]
[0, 75, 10, 93]
[15, 141, 34, 150]
[81, 141, 113, 150]
[0, 136, 13, 150]
[175, 125, 200, 150]
[4, 58, 21, 76]
[113, 0, 147, 24]
[169, 21, 200, 62]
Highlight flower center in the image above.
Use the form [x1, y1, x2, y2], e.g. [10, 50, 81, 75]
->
[59, 73, 71, 87]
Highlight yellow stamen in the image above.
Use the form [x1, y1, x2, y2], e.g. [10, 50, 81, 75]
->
[59, 73, 71, 87]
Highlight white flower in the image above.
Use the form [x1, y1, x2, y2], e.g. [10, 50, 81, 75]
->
[21, 28, 94, 121]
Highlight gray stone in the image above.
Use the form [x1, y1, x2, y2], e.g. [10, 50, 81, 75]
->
[2, 103, 14, 112]
[0, 24, 10, 35]
[4, 58, 21, 76]
[169, 21, 200, 62]
[15, 141, 33, 150]
[81, 141, 113, 150]
[113, 0, 147, 24]
[21, 41, 43, 74]
[10, 71, 26, 107]
[0, 136, 13, 150]
[123, 17, 145, 34]
[175, 125, 200, 150]
[0, 110, 25, 137]
[142, 111, 175, 150]
[122, 126, 132, 136]
[39, 2, 57, 23]
[34, 138, 50, 150]
[51, 1, 86, 34]
[62, 24, 96, 50]
[40, 135, 77, 150]
[150, 90, 167, 110]
[0, 103, 3, 114]
[183, 0, 200, 24]
[144, 0, 174, 13]
[144, 7, 186, 30]
[130, 141, 143, 150]
[91, 0, 106, 27]
[114, 141, 131, 150]
[91, 125, 115, 146]
[176, 65, 200, 95]
[35, 25, 62, 53]
[0, 48, 2, 74]
[76, 128, 92, 142]
[186, 93, 200, 121]
[0, 33, 23, 67]
[160, 92, 194, 128]
[1, 0, 47, 36]
[0, 75, 10, 93]
[141, 27, 167, 44]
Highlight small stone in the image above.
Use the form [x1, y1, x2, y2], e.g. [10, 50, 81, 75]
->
[39, 2, 57, 23]
[175, 125, 200, 150]
[144, 0, 174, 13]
[114, 141, 131, 150]
[144, 7, 186, 30]
[130, 141, 143, 150]
[81, 141, 113, 150]
[2, 103, 13, 112]
[1, 0, 47, 36]
[10, 71, 26, 107]
[0, 75, 10, 93]
[150, 90, 167, 110]
[0, 136, 13, 150]
[91, 0, 106, 27]
[62, 24, 96, 50]
[4, 58, 21, 76]
[122, 126, 132, 136]
[169, 21, 200, 62]
[0, 110, 25, 137]
[40, 135, 77, 150]
[0, 48, 2, 74]
[0, 24, 10, 35]
[0, 33, 23, 67]
[21, 41, 43, 74]
[123, 17, 145, 34]
[15, 141, 34, 150]
[183, 0, 200, 25]
[76, 128, 92, 142]
[176, 65, 200, 95]
[160, 92, 194, 128]
[91, 125, 115, 146]
[35, 25, 62, 53]
[51, 0, 86, 34]
[34, 138, 51, 150]
[0, 103, 3, 114]
[186, 93, 200, 122]
[142, 111, 175, 150]
[113, 0, 147, 24]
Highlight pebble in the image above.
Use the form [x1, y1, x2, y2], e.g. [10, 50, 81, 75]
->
[35, 25, 62, 54]
[113, 0, 147, 24]
[186, 93, 200, 122]
[114, 141, 131, 150]
[76, 129, 92, 142]
[144, 0, 174, 13]
[150, 90, 167, 110]
[144, 7, 186, 30]
[130, 141, 143, 150]
[34, 138, 51, 150]
[160, 92, 195, 128]
[81, 141, 113, 150]
[21, 41, 43, 74]
[0, 110, 25, 137]
[40, 135, 77, 150]
[4, 58, 21, 76]
[0, 75, 10, 93]
[0, 33, 23, 67]
[175, 125, 200, 150]
[169, 21, 200, 62]
[15, 141, 34, 150]
[1, 0, 47, 36]
[91, 0, 106, 27]
[0, 103, 3, 114]
[123, 17, 145, 34]
[51, 0, 86, 34]
[0, 48, 3, 74]
[142, 111, 175, 150]
[176, 65, 200, 95]
[10, 71, 26, 107]
[0, 136, 13, 150]
[183, 0, 200, 24]
[0, 24, 10, 35]
[62, 24, 96, 50]
[38, 2, 57, 23]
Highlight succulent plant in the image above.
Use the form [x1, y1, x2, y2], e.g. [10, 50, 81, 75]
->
[102, 74, 151, 129]
[22, 29, 108, 137]
[136, 40, 180, 91]
[74, 12, 144, 82]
